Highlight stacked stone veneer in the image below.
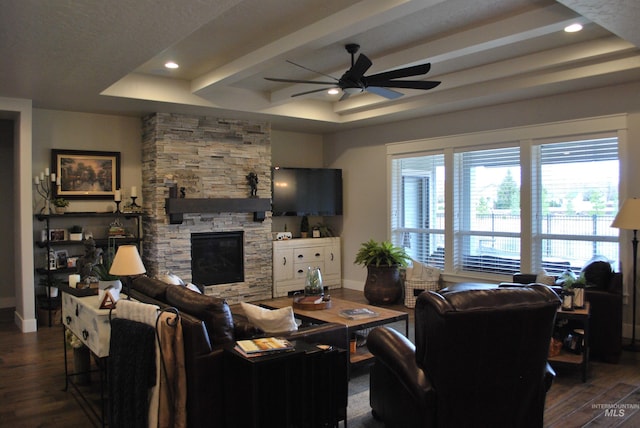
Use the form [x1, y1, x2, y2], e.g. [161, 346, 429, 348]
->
[141, 113, 273, 303]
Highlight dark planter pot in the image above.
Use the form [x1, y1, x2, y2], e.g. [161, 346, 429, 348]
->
[363, 265, 403, 305]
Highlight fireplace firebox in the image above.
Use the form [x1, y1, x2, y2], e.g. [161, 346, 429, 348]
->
[191, 231, 244, 286]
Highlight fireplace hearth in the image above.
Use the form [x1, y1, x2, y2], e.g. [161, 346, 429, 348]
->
[192, 231, 244, 286]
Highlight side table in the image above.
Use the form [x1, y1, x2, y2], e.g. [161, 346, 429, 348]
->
[223, 340, 348, 428]
[548, 301, 590, 382]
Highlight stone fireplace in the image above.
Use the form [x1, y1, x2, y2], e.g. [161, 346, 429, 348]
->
[141, 113, 273, 303]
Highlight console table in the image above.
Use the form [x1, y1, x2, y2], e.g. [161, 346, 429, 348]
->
[61, 290, 113, 427]
[224, 340, 347, 428]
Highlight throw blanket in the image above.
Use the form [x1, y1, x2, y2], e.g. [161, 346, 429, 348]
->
[116, 299, 162, 428]
[156, 311, 187, 428]
[109, 318, 156, 428]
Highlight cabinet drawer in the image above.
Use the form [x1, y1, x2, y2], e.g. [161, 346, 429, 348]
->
[294, 262, 325, 280]
[294, 247, 325, 263]
[62, 293, 112, 358]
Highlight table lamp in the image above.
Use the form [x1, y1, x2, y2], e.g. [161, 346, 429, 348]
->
[611, 197, 640, 352]
[109, 245, 146, 300]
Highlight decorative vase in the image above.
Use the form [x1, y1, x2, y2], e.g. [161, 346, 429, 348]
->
[304, 266, 324, 296]
[363, 265, 403, 305]
[55, 206, 66, 214]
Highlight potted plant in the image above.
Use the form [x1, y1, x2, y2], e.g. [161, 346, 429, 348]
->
[300, 215, 310, 238]
[92, 249, 122, 301]
[354, 239, 410, 305]
[52, 197, 69, 214]
[69, 225, 83, 241]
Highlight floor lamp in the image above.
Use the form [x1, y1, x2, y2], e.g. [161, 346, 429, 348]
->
[611, 197, 640, 352]
[109, 245, 146, 300]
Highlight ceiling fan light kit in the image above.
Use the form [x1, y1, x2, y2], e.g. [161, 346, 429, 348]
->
[265, 43, 440, 101]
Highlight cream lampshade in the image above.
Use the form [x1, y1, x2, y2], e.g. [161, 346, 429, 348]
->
[109, 245, 146, 299]
[611, 197, 640, 351]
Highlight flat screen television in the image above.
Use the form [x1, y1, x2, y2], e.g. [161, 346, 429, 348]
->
[271, 167, 343, 216]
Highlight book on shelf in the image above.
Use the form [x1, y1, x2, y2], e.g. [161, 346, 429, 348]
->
[339, 308, 379, 320]
[235, 337, 294, 357]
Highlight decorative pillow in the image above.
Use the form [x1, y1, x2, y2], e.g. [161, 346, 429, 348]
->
[408, 259, 441, 282]
[240, 302, 299, 334]
[185, 282, 202, 294]
[535, 271, 556, 286]
[157, 271, 185, 286]
[166, 285, 235, 346]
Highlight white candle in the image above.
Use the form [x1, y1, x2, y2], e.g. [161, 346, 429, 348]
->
[34, 176, 40, 185]
[56, 176, 61, 186]
[45, 168, 49, 176]
[131, 186, 137, 197]
[114, 189, 121, 201]
[40, 172, 45, 181]
[50, 173, 56, 182]
[68, 274, 80, 288]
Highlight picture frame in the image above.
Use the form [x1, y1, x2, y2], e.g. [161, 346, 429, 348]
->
[55, 250, 69, 269]
[52, 149, 121, 200]
[49, 228, 67, 242]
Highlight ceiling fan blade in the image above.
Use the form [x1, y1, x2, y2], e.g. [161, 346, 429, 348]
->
[291, 87, 338, 97]
[265, 77, 336, 85]
[286, 60, 339, 81]
[366, 86, 404, 100]
[366, 63, 431, 81]
[366, 80, 441, 90]
[339, 92, 351, 101]
[347, 54, 373, 80]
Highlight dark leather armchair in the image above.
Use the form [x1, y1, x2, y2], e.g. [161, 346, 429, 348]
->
[368, 284, 561, 428]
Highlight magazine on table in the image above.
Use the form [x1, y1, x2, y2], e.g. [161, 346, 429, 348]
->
[235, 337, 294, 357]
[339, 308, 379, 320]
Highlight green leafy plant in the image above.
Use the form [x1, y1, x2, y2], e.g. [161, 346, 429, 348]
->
[313, 223, 335, 237]
[52, 197, 69, 207]
[92, 247, 119, 281]
[354, 239, 410, 268]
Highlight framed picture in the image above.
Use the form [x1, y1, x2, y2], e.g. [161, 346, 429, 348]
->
[55, 250, 69, 269]
[52, 149, 121, 199]
[49, 228, 67, 242]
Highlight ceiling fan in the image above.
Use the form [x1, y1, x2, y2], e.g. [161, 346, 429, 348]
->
[264, 44, 441, 100]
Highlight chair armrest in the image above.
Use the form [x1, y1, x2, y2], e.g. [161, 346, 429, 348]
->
[368, 326, 433, 403]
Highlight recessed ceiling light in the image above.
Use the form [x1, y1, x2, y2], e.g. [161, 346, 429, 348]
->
[328, 88, 340, 95]
[164, 61, 179, 69]
[564, 23, 583, 33]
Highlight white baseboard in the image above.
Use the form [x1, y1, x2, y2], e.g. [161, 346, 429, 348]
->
[14, 311, 37, 333]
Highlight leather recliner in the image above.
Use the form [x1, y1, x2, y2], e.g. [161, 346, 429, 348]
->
[368, 284, 561, 428]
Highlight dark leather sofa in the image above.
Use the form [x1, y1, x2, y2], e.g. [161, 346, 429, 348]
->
[128, 276, 348, 428]
[368, 284, 560, 428]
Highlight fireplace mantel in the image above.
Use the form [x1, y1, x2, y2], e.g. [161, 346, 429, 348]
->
[165, 198, 271, 224]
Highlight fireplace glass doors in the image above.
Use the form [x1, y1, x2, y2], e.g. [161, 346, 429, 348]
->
[191, 231, 244, 286]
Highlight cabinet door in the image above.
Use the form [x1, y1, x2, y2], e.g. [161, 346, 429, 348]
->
[323, 242, 341, 276]
[273, 248, 294, 281]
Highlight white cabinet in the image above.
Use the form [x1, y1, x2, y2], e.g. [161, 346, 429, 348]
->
[62, 293, 112, 358]
[272, 237, 341, 297]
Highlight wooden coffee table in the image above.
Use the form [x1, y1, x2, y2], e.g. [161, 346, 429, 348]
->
[257, 296, 409, 369]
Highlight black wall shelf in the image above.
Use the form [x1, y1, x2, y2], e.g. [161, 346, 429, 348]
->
[165, 198, 270, 224]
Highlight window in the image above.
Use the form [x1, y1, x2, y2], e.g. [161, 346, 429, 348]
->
[390, 128, 621, 278]
[455, 145, 521, 274]
[391, 154, 445, 268]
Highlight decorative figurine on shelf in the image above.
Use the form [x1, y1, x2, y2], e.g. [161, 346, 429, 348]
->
[247, 172, 259, 197]
[180, 187, 186, 198]
[76, 237, 103, 287]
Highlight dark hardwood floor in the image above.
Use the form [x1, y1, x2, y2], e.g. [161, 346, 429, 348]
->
[1, 289, 639, 427]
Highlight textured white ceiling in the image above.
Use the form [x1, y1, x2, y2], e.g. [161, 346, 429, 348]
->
[1, 0, 639, 133]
